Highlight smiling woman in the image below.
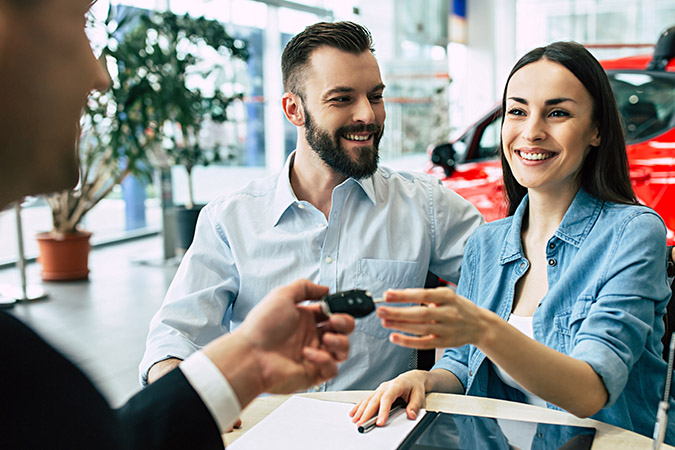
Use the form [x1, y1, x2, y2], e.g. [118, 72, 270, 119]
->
[351, 41, 674, 446]
[499, 41, 637, 217]
[501, 59, 602, 203]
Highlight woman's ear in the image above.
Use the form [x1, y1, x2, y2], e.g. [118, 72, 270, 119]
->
[282, 92, 305, 127]
[590, 127, 601, 147]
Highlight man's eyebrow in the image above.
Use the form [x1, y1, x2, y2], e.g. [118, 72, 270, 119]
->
[370, 83, 386, 93]
[322, 87, 355, 99]
[507, 96, 577, 105]
[322, 83, 386, 99]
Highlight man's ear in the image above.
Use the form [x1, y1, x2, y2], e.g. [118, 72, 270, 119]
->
[282, 92, 305, 127]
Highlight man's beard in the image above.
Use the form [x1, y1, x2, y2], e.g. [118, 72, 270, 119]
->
[304, 109, 383, 180]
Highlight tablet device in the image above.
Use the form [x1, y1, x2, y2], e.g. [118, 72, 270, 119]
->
[396, 411, 595, 450]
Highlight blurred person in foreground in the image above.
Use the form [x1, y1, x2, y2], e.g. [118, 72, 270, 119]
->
[351, 41, 675, 445]
[0, 1, 354, 449]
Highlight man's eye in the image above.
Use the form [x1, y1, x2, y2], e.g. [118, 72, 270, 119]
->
[332, 97, 351, 103]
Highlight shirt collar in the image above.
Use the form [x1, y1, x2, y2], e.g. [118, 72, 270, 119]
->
[352, 174, 377, 205]
[271, 152, 299, 227]
[270, 152, 378, 227]
[500, 189, 604, 264]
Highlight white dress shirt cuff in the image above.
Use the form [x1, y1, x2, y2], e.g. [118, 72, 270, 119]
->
[179, 351, 242, 433]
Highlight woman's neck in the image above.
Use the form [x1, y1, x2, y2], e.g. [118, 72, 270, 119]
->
[523, 186, 579, 241]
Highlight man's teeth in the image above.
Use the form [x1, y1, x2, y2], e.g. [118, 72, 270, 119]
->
[520, 152, 553, 161]
[344, 134, 370, 141]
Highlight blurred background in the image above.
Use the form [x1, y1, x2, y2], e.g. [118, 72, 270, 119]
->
[2, 0, 673, 265]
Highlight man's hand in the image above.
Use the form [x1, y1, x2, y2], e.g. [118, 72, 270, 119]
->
[202, 279, 354, 409]
[237, 279, 355, 394]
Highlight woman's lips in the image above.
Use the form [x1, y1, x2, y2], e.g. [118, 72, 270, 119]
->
[515, 149, 557, 162]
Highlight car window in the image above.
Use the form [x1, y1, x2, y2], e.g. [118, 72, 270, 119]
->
[609, 71, 675, 143]
[475, 116, 502, 160]
[452, 131, 471, 163]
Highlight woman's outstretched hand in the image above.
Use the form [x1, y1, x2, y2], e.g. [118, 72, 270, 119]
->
[377, 287, 492, 349]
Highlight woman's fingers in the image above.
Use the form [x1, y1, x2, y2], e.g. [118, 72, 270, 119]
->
[380, 318, 449, 336]
[384, 287, 457, 305]
[389, 332, 443, 349]
[350, 391, 382, 423]
[405, 383, 426, 419]
[377, 305, 440, 323]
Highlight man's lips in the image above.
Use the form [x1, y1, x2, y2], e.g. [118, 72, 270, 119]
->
[342, 132, 373, 142]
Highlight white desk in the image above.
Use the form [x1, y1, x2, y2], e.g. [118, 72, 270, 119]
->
[225, 391, 673, 449]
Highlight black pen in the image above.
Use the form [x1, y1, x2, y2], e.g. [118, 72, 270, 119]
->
[358, 398, 407, 433]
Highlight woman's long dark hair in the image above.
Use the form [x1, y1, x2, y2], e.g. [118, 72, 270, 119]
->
[500, 41, 639, 216]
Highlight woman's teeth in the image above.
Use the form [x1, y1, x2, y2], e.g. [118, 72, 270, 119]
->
[520, 152, 553, 161]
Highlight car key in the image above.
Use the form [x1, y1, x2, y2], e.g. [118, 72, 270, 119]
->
[319, 289, 384, 318]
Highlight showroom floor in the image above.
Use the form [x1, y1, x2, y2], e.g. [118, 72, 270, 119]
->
[0, 236, 177, 407]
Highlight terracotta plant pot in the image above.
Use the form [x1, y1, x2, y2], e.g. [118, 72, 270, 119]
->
[36, 231, 92, 281]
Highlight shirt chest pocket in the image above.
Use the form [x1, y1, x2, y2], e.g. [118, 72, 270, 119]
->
[552, 295, 594, 352]
[355, 258, 420, 338]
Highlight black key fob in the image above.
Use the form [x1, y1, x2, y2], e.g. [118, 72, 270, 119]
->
[320, 289, 376, 318]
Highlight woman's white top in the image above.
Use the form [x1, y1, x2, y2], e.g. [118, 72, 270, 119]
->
[492, 314, 548, 408]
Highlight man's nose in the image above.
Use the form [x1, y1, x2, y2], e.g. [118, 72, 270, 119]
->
[352, 97, 376, 123]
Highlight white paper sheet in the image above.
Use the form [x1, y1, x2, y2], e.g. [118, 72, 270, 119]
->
[229, 395, 426, 450]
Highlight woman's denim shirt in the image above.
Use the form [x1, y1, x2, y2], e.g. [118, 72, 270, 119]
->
[433, 189, 674, 443]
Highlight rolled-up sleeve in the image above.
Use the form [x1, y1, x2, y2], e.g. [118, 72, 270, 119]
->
[139, 204, 240, 385]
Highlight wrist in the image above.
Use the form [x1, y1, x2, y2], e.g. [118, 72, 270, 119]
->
[473, 307, 501, 350]
[201, 333, 267, 409]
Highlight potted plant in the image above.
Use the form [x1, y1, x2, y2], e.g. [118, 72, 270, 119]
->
[168, 89, 246, 253]
[37, 6, 248, 280]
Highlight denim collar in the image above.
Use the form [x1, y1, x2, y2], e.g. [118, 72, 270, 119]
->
[499, 189, 604, 265]
[271, 151, 377, 227]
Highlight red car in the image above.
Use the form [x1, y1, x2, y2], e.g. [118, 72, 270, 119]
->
[426, 27, 675, 245]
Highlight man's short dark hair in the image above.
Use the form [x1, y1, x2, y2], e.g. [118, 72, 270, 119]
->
[281, 21, 374, 95]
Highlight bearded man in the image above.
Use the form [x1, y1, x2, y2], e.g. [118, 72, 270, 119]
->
[141, 21, 483, 394]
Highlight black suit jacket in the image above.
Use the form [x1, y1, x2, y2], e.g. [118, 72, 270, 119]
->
[0, 311, 224, 450]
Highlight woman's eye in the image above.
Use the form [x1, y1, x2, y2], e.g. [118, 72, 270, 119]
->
[550, 110, 570, 117]
[507, 108, 525, 116]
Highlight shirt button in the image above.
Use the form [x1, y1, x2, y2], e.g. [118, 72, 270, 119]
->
[297, 203, 305, 209]
[549, 242, 555, 249]
[519, 262, 526, 269]
[325, 256, 333, 264]
[548, 258, 557, 266]
[313, 385, 322, 392]
[469, 370, 473, 376]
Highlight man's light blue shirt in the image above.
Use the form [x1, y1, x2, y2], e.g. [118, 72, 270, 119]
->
[433, 189, 675, 443]
[141, 153, 483, 390]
